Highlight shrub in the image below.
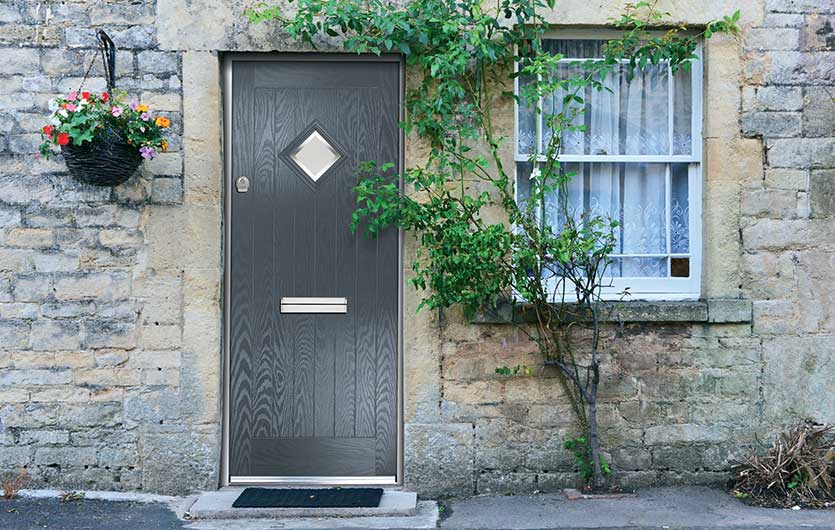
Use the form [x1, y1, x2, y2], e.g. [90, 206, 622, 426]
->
[731, 422, 835, 508]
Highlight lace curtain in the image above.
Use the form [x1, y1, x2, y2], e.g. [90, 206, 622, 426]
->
[516, 39, 693, 279]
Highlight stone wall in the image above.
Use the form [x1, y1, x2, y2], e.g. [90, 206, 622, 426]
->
[0, 1, 221, 494]
[0, 0, 832, 498]
[401, 0, 835, 498]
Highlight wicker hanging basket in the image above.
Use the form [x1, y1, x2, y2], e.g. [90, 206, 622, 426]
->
[61, 129, 143, 187]
[59, 31, 142, 187]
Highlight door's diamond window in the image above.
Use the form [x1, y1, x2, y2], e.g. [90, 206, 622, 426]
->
[290, 130, 342, 182]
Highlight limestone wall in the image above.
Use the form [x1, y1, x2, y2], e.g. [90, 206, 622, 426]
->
[0, 0, 831, 497]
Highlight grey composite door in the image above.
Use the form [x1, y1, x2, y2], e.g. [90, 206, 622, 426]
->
[228, 58, 400, 482]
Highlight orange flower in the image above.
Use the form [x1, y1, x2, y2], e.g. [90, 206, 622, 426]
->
[136, 104, 149, 113]
[155, 116, 171, 128]
[161, 140, 169, 152]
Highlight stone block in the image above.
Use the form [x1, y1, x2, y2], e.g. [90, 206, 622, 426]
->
[810, 169, 835, 217]
[146, 205, 220, 271]
[53, 273, 131, 301]
[753, 300, 797, 334]
[644, 424, 726, 445]
[0, 248, 35, 272]
[766, 0, 835, 14]
[109, 26, 157, 50]
[741, 111, 802, 138]
[744, 27, 801, 50]
[151, 177, 184, 204]
[803, 86, 835, 137]
[707, 299, 753, 323]
[0, 302, 38, 319]
[125, 389, 181, 422]
[21, 430, 70, 445]
[58, 403, 122, 428]
[157, 1, 235, 50]
[30, 320, 81, 351]
[805, 14, 835, 50]
[740, 188, 799, 218]
[138, 431, 218, 494]
[138, 51, 180, 74]
[765, 168, 808, 190]
[35, 446, 97, 467]
[743, 218, 835, 250]
[763, 12, 806, 27]
[0, 319, 30, 350]
[140, 324, 182, 350]
[0, 48, 39, 75]
[32, 252, 79, 273]
[477, 471, 538, 495]
[763, 336, 835, 424]
[405, 423, 475, 498]
[84, 322, 137, 350]
[0, 369, 71, 386]
[0, 445, 30, 467]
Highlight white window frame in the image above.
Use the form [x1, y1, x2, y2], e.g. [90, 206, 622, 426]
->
[514, 31, 703, 301]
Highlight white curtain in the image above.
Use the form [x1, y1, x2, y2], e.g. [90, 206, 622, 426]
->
[518, 39, 695, 278]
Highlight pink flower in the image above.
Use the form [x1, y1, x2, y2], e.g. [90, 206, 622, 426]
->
[65, 103, 77, 112]
[130, 101, 138, 111]
[67, 92, 78, 101]
[139, 146, 155, 159]
[111, 106, 123, 117]
[140, 112, 150, 121]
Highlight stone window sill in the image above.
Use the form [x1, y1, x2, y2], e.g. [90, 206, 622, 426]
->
[471, 299, 752, 325]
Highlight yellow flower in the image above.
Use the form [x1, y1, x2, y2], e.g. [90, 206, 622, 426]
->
[137, 104, 149, 113]
[155, 116, 171, 128]
[161, 140, 169, 152]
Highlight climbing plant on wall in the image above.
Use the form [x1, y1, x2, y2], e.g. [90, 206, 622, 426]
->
[247, 0, 739, 488]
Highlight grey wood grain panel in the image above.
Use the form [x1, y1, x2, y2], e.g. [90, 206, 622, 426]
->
[271, 89, 298, 438]
[230, 59, 400, 479]
[252, 437, 375, 476]
[373, 63, 400, 475]
[252, 87, 277, 440]
[353, 83, 379, 439]
[229, 62, 256, 476]
[333, 87, 361, 438]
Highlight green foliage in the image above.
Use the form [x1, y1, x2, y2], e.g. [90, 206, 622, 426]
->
[248, 0, 739, 488]
[495, 365, 533, 376]
[564, 436, 611, 482]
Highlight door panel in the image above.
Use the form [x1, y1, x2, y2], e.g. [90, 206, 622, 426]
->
[229, 59, 400, 479]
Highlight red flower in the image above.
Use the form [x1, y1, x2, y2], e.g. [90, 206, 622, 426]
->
[81, 91, 90, 100]
[57, 133, 70, 146]
[101, 92, 109, 103]
[42, 125, 54, 137]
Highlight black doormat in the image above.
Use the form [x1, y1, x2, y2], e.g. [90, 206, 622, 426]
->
[232, 487, 384, 508]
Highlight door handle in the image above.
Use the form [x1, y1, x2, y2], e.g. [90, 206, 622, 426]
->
[280, 297, 347, 314]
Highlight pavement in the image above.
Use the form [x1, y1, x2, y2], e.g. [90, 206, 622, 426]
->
[0, 486, 833, 529]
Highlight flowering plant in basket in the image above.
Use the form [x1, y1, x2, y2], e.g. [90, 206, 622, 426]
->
[38, 90, 171, 186]
[39, 89, 170, 159]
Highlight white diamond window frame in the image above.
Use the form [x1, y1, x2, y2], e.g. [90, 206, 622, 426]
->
[282, 123, 347, 188]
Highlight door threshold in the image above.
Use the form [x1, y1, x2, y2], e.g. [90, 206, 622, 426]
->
[187, 487, 418, 520]
[229, 475, 397, 486]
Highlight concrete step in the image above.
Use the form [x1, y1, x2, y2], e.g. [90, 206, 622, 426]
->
[185, 487, 419, 520]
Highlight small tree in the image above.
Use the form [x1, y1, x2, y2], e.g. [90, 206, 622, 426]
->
[247, 0, 739, 488]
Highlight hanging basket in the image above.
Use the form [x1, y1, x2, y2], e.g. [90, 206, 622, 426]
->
[61, 130, 143, 187]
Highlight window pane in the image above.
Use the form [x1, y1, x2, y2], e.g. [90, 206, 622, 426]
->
[609, 257, 668, 278]
[517, 74, 538, 155]
[671, 163, 689, 253]
[673, 67, 692, 155]
[552, 163, 667, 254]
[543, 62, 669, 156]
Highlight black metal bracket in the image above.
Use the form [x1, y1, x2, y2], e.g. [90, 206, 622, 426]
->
[96, 30, 116, 91]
